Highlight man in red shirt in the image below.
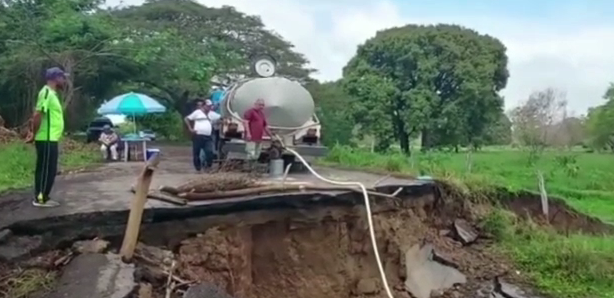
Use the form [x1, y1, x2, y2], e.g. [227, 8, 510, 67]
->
[243, 98, 271, 161]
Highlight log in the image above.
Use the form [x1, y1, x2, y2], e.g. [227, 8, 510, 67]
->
[177, 184, 400, 201]
[159, 185, 180, 195]
[129, 187, 188, 206]
[120, 153, 161, 263]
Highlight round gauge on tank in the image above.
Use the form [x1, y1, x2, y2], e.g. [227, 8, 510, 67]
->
[251, 54, 277, 77]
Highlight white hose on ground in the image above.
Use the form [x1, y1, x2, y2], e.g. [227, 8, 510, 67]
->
[283, 147, 394, 298]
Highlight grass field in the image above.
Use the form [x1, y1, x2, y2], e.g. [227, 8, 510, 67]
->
[321, 145, 614, 298]
[0, 141, 98, 192]
[323, 145, 614, 223]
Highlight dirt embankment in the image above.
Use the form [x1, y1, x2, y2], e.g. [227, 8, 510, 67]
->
[155, 183, 610, 298]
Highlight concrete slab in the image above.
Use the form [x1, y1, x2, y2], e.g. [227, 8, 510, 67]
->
[404, 243, 466, 298]
[46, 253, 135, 298]
[0, 147, 425, 231]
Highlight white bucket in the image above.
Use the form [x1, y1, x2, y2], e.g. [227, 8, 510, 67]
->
[269, 159, 284, 178]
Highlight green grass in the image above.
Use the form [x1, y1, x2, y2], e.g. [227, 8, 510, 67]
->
[323, 145, 614, 223]
[482, 209, 614, 298]
[0, 141, 99, 192]
[322, 145, 614, 298]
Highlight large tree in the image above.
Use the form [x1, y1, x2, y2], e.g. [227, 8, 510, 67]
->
[305, 81, 355, 147]
[586, 83, 614, 151]
[342, 24, 509, 154]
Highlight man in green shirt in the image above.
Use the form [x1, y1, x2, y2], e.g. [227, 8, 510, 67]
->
[25, 67, 66, 207]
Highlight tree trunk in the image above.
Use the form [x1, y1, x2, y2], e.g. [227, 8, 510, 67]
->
[421, 129, 431, 151]
[399, 131, 410, 156]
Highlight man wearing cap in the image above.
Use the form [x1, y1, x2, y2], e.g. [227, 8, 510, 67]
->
[25, 67, 66, 207]
[184, 99, 221, 173]
[99, 125, 119, 161]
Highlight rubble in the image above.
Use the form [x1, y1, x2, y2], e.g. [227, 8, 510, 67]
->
[183, 282, 235, 298]
[0, 235, 42, 262]
[72, 238, 110, 254]
[46, 253, 136, 298]
[137, 282, 153, 298]
[452, 219, 479, 245]
[353, 278, 380, 295]
[0, 229, 11, 243]
[404, 243, 466, 298]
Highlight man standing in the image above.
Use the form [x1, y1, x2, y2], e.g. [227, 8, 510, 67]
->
[25, 67, 66, 207]
[209, 88, 225, 157]
[243, 98, 272, 162]
[185, 99, 221, 173]
[99, 125, 119, 160]
[210, 87, 224, 113]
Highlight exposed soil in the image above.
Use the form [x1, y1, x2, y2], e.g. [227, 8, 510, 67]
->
[1, 180, 611, 298]
[159, 184, 590, 298]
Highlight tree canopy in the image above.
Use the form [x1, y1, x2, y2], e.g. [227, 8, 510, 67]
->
[342, 24, 509, 154]
[0, 0, 313, 137]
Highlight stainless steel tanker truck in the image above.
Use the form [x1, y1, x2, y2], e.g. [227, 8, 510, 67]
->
[216, 55, 328, 166]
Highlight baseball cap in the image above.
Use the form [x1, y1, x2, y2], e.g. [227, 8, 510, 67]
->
[45, 67, 68, 80]
[204, 99, 213, 106]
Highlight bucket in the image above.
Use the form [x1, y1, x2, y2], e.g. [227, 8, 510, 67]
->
[146, 148, 160, 161]
[269, 159, 284, 178]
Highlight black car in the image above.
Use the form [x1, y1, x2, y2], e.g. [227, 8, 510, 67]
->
[86, 117, 114, 143]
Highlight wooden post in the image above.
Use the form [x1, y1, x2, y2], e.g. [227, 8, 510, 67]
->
[537, 170, 549, 220]
[120, 153, 161, 262]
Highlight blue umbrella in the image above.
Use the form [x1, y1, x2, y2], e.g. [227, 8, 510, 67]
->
[97, 92, 166, 115]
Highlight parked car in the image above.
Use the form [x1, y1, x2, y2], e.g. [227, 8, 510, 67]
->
[86, 117, 114, 143]
[139, 129, 156, 141]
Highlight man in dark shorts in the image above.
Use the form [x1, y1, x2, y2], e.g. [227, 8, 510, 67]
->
[25, 67, 67, 207]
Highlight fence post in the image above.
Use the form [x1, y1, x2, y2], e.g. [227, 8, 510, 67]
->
[537, 170, 549, 220]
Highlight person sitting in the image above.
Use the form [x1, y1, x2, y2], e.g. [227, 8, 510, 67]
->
[99, 125, 119, 161]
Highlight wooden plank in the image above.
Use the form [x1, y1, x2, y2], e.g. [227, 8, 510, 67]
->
[120, 153, 161, 262]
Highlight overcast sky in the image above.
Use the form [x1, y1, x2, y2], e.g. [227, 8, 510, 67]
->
[110, 0, 614, 114]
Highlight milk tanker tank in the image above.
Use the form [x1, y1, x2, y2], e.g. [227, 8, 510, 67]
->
[218, 55, 328, 163]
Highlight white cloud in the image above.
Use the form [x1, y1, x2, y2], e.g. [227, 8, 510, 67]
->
[110, 0, 614, 113]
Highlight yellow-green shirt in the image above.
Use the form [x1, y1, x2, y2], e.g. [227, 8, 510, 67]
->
[34, 86, 64, 142]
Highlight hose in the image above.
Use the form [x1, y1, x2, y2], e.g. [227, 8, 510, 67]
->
[283, 146, 394, 298]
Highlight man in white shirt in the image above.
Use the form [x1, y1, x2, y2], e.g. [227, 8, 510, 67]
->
[184, 99, 221, 172]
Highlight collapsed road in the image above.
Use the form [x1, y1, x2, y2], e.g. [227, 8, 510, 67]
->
[0, 149, 606, 298]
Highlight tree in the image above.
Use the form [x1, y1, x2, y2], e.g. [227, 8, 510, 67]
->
[342, 24, 508, 154]
[305, 81, 355, 147]
[586, 83, 614, 151]
[113, 0, 314, 82]
[510, 88, 568, 154]
[0, 0, 315, 137]
[0, 0, 131, 129]
[483, 111, 512, 146]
